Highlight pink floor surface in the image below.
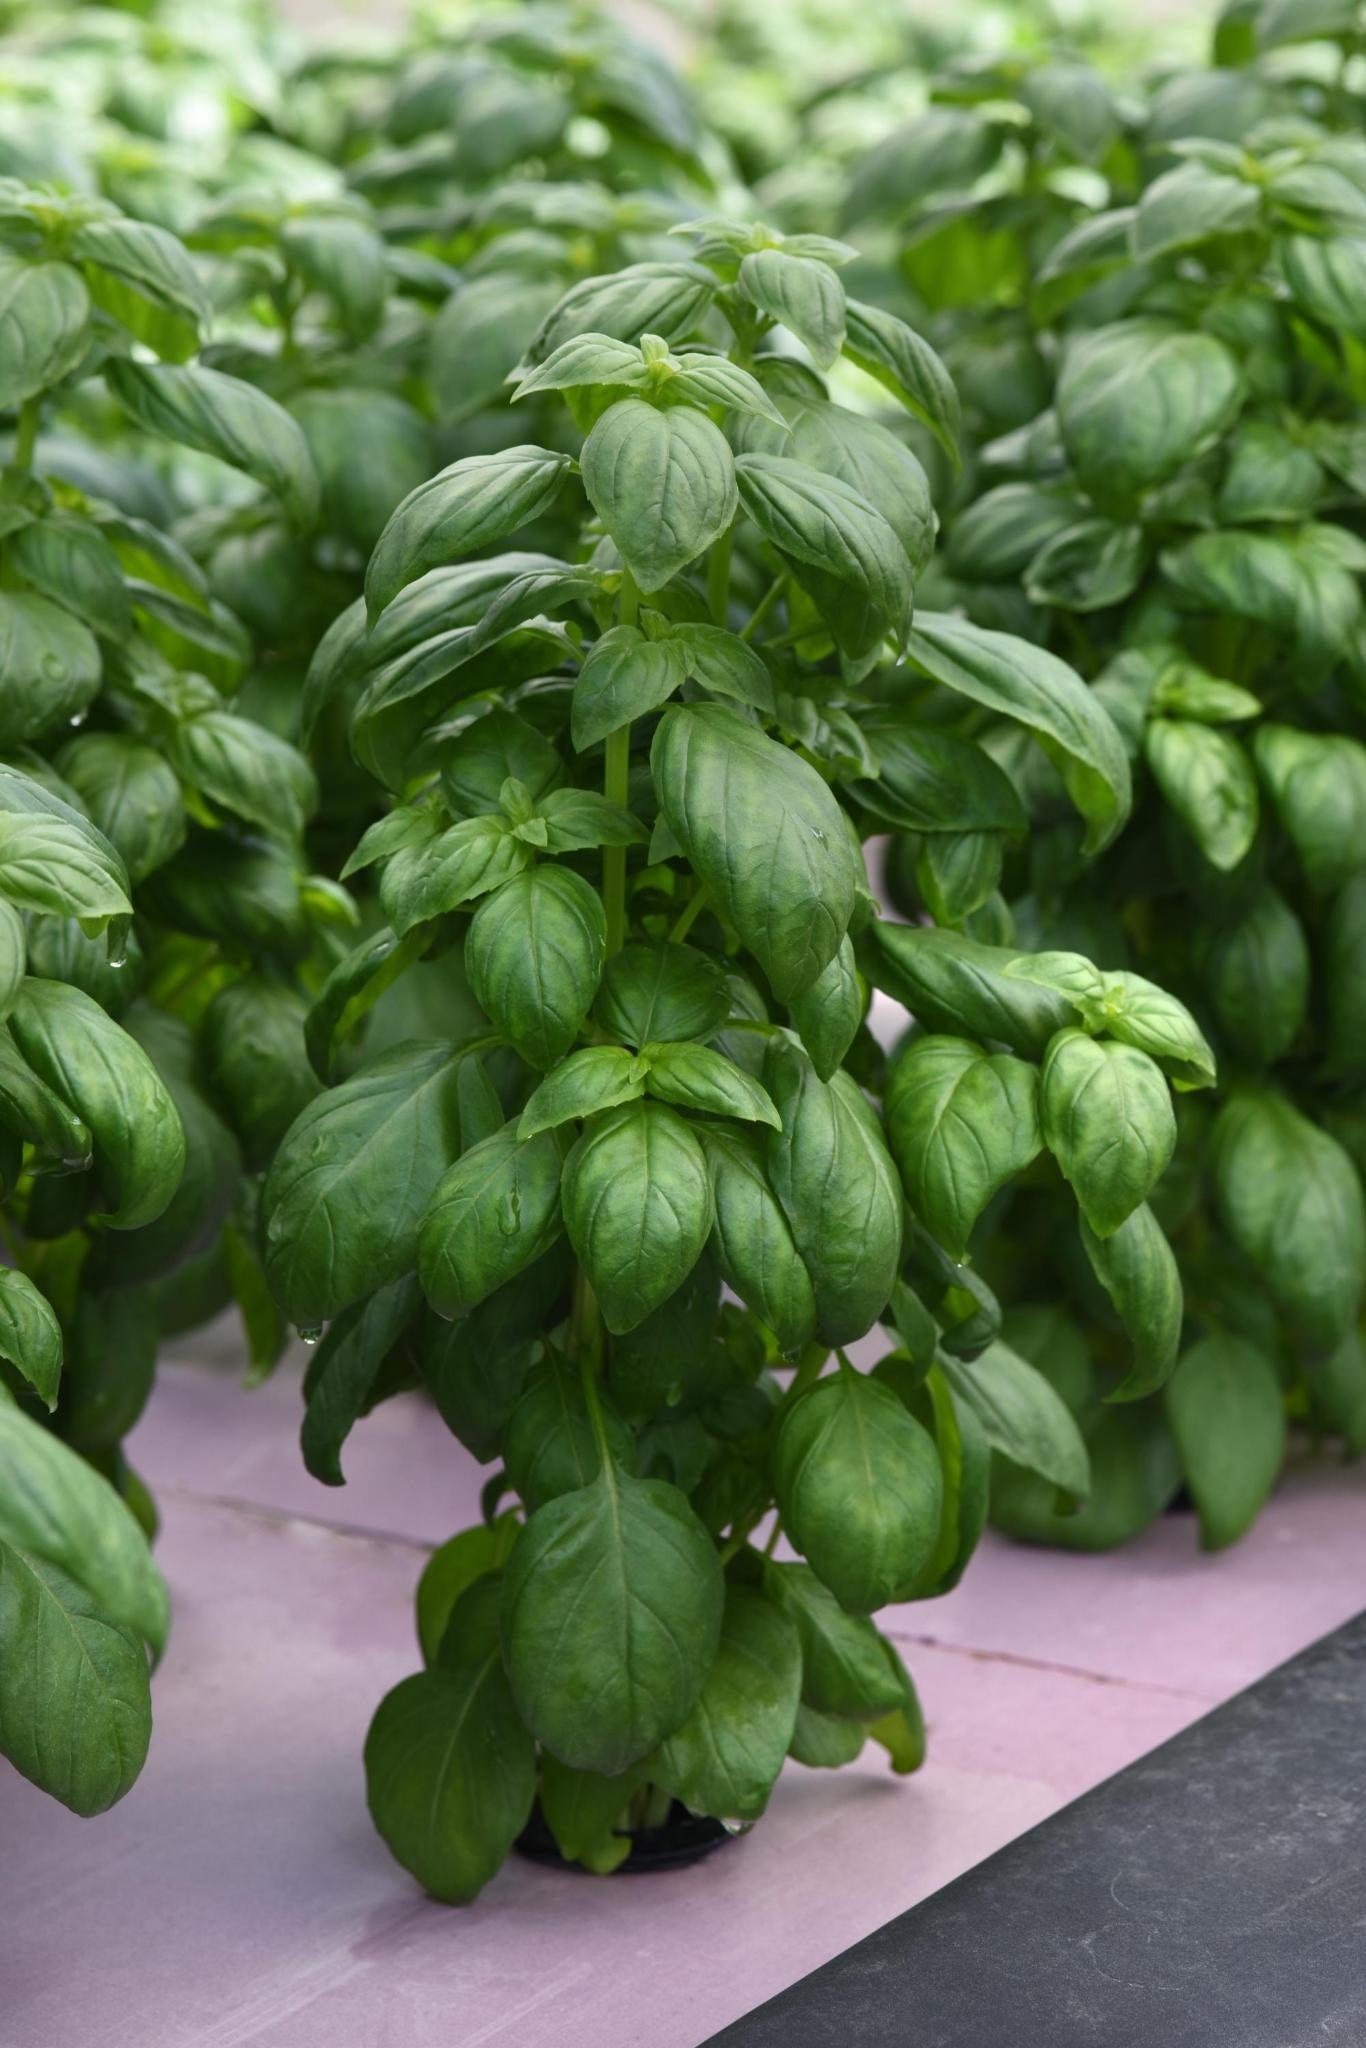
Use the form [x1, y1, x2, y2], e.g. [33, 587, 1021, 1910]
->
[1, 1353, 1363, 2048]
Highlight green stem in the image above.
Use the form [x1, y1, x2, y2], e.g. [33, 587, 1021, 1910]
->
[763, 1517, 783, 1559]
[602, 569, 639, 957]
[572, 1267, 612, 1466]
[668, 885, 709, 945]
[739, 574, 785, 643]
[781, 1341, 829, 1410]
[706, 523, 734, 627]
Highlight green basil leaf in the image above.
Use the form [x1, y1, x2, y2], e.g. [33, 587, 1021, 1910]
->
[901, 613, 1131, 853]
[105, 359, 319, 528]
[1213, 1090, 1366, 1351]
[913, 829, 1003, 928]
[54, 734, 183, 885]
[0, 808, 130, 928]
[991, 1403, 1178, 1552]
[466, 866, 605, 1071]
[1131, 159, 1261, 261]
[571, 624, 688, 751]
[1204, 886, 1309, 1067]
[518, 1047, 647, 1138]
[72, 216, 207, 360]
[416, 1514, 520, 1666]
[0, 256, 89, 401]
[201, 977, 318, 1170]
[536, 788, 647, 853]
[504, 1353, 632, 1514]
[526, 261, 717, 361]
[1164, 1333, 1286, 1551]
[733, 452, 913, 635]
[1056, 319, 1243, 501]
[1280, 230, 1366, 340]
[1041, 1028, 1175, 1238]
[1088, 971, 1217, 1091]
[667, 622, 774, 712]
[1081, 1203, 1183, 1401]
[852, 719, 1025, 835]
[842, 296, 961, 465]
[9, 514, 132, 638]
[594, 940, 730, 1047]
[0, 1021, 91, 1172]
[1024, 519, 1146, 612]
[738, 248, 845, 369]
[652, 702, 862, 1002]
[1254, 724, 1366, 893]
[263, 1039, 471, 1326]
[281, 213, 388, 340]
[1218, 419, 1323, 525]
[301, 1275, 422, 1486]
[788, 1703, 866, 1767]
[561, 1099, 712, 1334]
[0, 1269, 61, 1409]
[291, 387, 432, 549]
[870, 924, 1077, 1057]
[764, 1038, 902, 1345]
[382, 817, 532, 937]
[581, 399, 737, 594]
[654, 1584, 801, 1821]
[0, 592, 101, 747]
[644, 1040, 780, 1127]
[789, 933, 862, 1082]
[365, 1584, 535, 1902]
[364, 447, 572, 619]
[0, 1398, 167, 1652]
[1326, 874, 1366, 1076]
[512, 331, 648, 398]
[0, 1542, 150, 1816]
[167, 710, 317, 843]
[1145, 718, 1259, 871]
[696, 1121, 816, 1352]
[936, 1338, 1090, 1497]
[885, 1034, 1042, 1259]
[537, 1755, 641, 1874]
[764, 1560, 905, 1718]
[9, 980, 183, 1230]
[0, 900, 22, 1023]
[774, 1365, 941, 1613]
[501, 1463, 724, 1773]
[419, 1125, 564, 1317]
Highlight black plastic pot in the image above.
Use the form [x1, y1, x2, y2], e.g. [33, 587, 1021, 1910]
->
[515, 1799, 740, 1874]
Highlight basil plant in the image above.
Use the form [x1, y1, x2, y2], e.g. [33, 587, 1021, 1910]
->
[0, 176, 333, 1812]
[848, 0, 1366, 1550]
[264, 214, 1214, 1903]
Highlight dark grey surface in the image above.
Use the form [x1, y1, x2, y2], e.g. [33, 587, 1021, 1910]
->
[704, 1611, 1366, 2047]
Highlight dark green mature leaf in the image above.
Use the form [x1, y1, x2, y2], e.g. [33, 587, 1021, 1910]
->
[1025, 520, 1146, 612]
[765, 1561, 905, 1718]
[105, 360, 319, 527]
[561, 1099, 712, 1334]
[55, 734, 183, 885]
[201, 978, 318, 1170]
[502, 1463, 724, 1773]
[504, 1354, 632, 1513]
[595, 941, 729, 1047]
[1204, 887, 1309, 1067]
[789, 934, 862, 1081]
[842, 298, 960, 464]
[1041, 1029, 1175, 1238]
[301, 1276, 421, 1486]
[1165, 1334, 1285, 1551]
[1213, 1091, 1366, 1350]
[1056, 319, 1243, 501]
[364, 447, 572, 619]
[937, 1339, 1090, 1496]
[1081, 1203, 1183, 1401]
[0, 1398, 167, 1652]
[10, 514, 132, 638]
[466, 866, 605, 1072]
[886, 1034, 1041, 1259]
[902, 613, 1131, 853]
[644, 1041, 780, 1127]
[854, 719, 1025, 835]
[764, 1038, 902, 1346]
[0, 809, 130, 928]
[0, 593, 101, 747]
[366, 1583, 535, 1903]
[654, 1585, 801, 1821]
[167, 711, 317, 843]
[416, 1515, 520, 1666]
[1325, 874, 1366, 1076]
[0, 1543, 150, 1816]
[1255, 725, 1366, 893]
[774, 1366, 941, 1613]
[581, 400, 736, 594]
[1146, 719, 1259, 871]
[382, 818, 532, 937]
[419, 1125, 564, 1316]
[263, 1040, 470, 1326]
[9, 981, 183, 1230]
[1280, 230, 1366, 340]
[698, 1122, 817, 1352]
[653, 703, 862, 1003]
[0, 1270, 61, 1408]
[870, 924, 1076, 1057]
